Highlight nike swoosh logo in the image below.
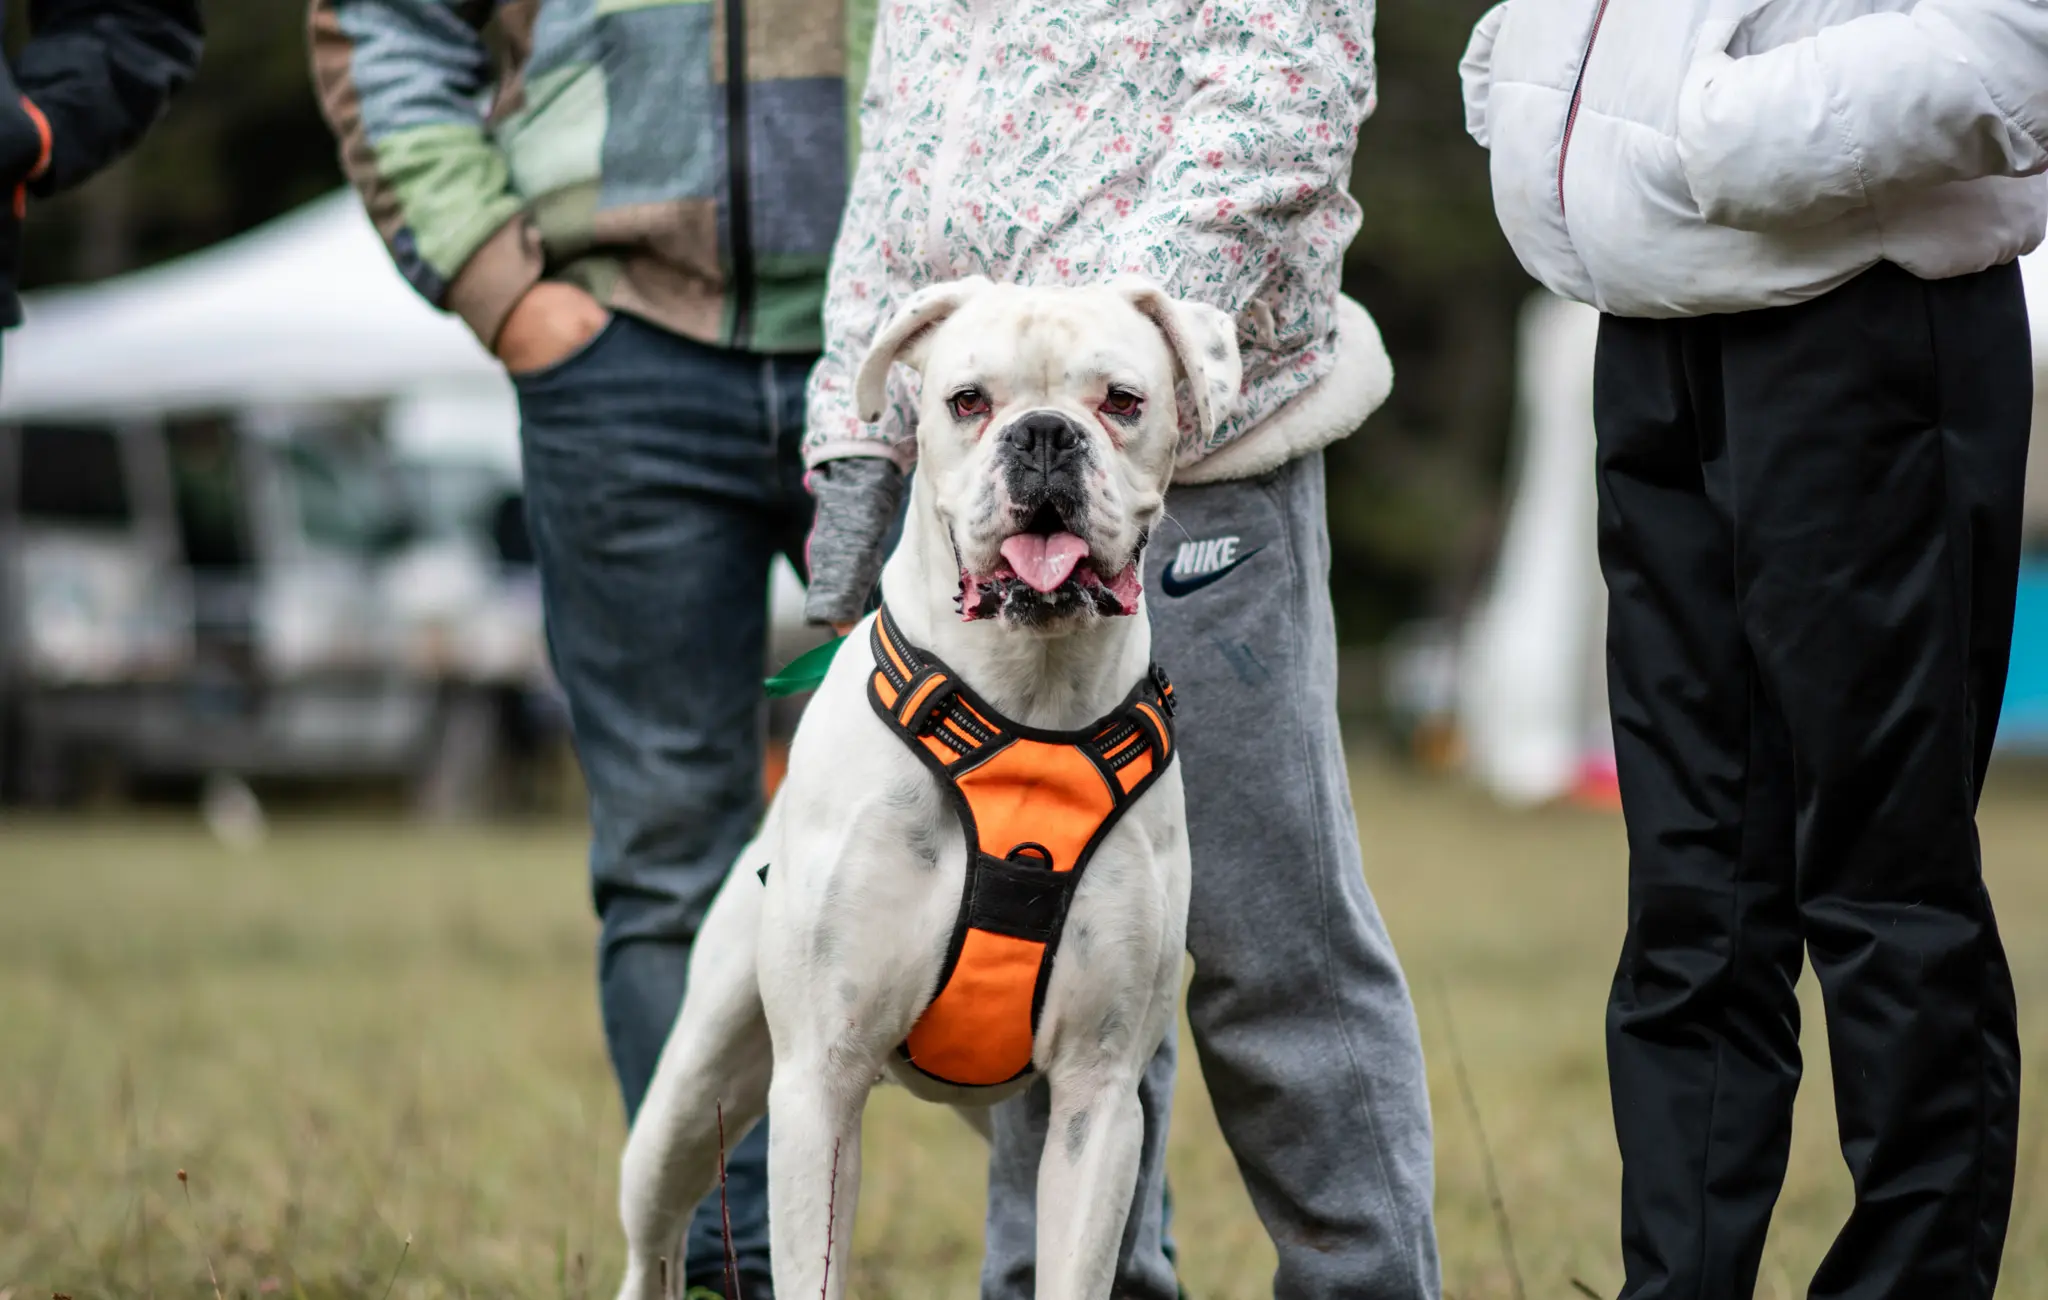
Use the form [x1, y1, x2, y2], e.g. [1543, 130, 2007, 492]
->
[1159, 546, 1263, 598]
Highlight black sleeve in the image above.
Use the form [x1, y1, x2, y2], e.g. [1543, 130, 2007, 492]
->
[13, 0, 204, 196]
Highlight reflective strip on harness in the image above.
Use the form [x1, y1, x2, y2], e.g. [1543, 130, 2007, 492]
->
[867, 607, 1177, 1088]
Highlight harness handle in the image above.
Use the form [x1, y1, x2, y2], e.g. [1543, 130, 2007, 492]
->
[900, 671, 960, 739]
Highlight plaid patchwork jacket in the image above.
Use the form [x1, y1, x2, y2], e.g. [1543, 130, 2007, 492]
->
[310, 0, 851, 355]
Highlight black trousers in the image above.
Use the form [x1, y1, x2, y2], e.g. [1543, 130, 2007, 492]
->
[1595, 260, 2028, 1300]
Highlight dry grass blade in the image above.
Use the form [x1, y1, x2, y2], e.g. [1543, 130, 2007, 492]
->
[1434, 979, 1526, 1300]
[10, 1036, 68, 1232]
[717, 1102, 743, 1300]
[176, 1170, 223, 1300]
[821, 1139, 842, 1300]
[377, 1234, 412, 1300]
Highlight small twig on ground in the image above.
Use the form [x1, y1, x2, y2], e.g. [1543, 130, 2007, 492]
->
[176, 1170, 223, 1300]
[717, 1102, 744, 1300]
[1434, 977, 1527, 1300]
[821, 1139, 842, 1300]
[377, 1234, 412, 1300]
[1570, 1279, 1602, 1299]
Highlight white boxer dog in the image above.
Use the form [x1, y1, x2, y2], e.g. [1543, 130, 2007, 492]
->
[614, 277, 1240, 1300]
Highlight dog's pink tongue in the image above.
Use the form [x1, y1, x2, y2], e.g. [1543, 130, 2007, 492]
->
[999, 532, 1089, 594]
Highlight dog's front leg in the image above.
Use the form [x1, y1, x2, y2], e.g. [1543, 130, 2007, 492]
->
[1033, 1069, 1145, 1300]
[615, 861, 775, 1300]
[765, 1064, 870, 1300]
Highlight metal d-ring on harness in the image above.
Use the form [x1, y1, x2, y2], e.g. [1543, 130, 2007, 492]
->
[867, 605, 1178, 1089]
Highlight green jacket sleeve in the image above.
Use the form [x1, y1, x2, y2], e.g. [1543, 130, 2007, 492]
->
[308, 0, 541, 348]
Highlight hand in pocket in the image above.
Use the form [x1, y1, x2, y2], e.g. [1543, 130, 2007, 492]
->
[496, 282, 612, 376]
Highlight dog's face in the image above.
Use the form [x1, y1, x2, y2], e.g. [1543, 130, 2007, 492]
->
[856, 279, 1241, 631]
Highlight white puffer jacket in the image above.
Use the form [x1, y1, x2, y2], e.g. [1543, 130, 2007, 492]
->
[1462, 0, 2048, 318]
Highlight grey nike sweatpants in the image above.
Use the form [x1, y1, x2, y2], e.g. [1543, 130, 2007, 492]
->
[980, 451, 1443, 1299]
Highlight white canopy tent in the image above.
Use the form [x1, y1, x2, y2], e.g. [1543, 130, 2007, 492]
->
[0, 191, 503, 421]
[1459, 253, 2048, 804]
[0, 190, 812, 628]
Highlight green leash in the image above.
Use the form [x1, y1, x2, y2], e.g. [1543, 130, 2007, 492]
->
[763, 633, 848, 698]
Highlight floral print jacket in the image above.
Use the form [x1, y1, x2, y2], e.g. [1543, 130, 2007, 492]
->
[804, 0, 1381, 473]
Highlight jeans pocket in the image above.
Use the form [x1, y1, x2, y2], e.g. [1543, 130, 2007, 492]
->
[509, 311, 626, 390]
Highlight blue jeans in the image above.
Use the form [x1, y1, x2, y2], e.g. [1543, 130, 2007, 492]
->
[516, 311, 813, 1296]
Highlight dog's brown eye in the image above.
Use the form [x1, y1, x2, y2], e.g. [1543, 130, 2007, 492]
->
[1101, 387, 1143, 418]
[949, 388, 991, 419]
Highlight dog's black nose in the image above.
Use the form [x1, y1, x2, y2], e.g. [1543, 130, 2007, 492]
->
[1001, 411, 1084, 475]
[999, 410, 1090, 522]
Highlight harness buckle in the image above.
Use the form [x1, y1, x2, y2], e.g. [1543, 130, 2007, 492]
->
[1151, 664, 1177, 717]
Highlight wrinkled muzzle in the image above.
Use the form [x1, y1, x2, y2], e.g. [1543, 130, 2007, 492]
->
[957, 410, 1144, 626]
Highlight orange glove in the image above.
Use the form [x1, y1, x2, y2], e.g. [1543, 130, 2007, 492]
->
[14, 97, 50, 219]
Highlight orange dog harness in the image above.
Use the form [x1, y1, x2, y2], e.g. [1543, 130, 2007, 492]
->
[868, 606, 1177, 1089]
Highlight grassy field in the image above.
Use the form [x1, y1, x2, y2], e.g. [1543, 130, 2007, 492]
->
[3, 757, 2046, 1300]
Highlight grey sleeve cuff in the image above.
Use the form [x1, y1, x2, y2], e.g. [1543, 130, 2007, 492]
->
[803, 456, 905, 626]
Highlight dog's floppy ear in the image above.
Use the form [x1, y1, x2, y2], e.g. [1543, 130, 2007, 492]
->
[1113, 279, 1243, 440]
[854, 277, 995, 422]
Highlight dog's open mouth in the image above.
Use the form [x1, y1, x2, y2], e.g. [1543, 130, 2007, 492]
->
[959, 505, 1142, 624]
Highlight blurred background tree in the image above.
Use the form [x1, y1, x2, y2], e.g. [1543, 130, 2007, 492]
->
[14, 0, 1533, 648]
[1339, 0, 1531, 643]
